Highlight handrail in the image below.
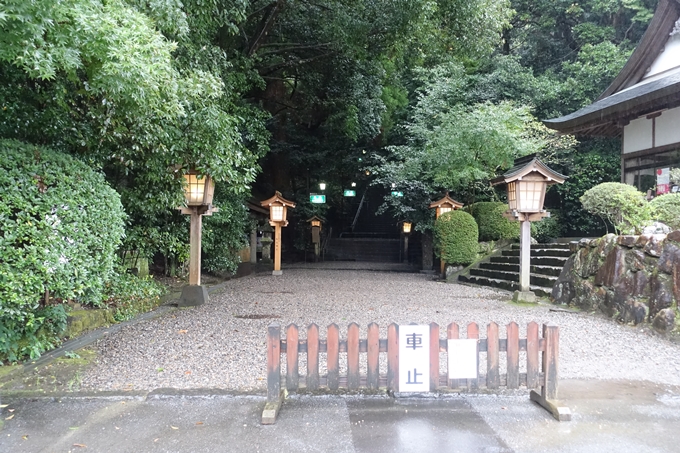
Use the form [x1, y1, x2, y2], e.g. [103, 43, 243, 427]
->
[351, 190, 367, 232]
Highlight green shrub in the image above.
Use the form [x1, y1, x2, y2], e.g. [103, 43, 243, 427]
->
[0, 140, 125, 362]
[103, 270, 166, 322]
[531, 213, 564, 243]
[435, 210, 479, 266]
[580, 182, 653, 234]
[469, 202, 519, 241]
[650, 193, 680, 231]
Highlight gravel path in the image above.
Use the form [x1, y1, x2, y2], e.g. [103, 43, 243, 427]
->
[82, 268, 680, 392]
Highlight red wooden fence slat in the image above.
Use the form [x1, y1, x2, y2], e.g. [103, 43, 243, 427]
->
[327, 323, 340, 390]
[347, 323, 360, 389]
[307, 324, 320, 390]
[367, 323, 380, 389]
[387, 323, 399, 392]
[286, 324, 299, 391]
[267, 324, 281, 401]
[447, 323, 459, 389]
[487, 322, 499, 389]
[542, 323, 559, 400]
[526, 321, 539, 389]
[430, 323, 440, 391]
[467, 323, 479, 390]
[506, 322, 519, 389]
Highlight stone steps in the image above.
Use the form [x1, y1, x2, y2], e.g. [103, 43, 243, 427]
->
[457, 242, 573, 296]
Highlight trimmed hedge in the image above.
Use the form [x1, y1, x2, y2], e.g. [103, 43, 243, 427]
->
[0, 140, 125, 362]
[469, 202, 519, 241]
[435, 210, 478, 266]
[650, 193, 680, 231]
[580, 182, 653, 234]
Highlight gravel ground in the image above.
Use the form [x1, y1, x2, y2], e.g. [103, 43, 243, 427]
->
[82, 267, 680, 392]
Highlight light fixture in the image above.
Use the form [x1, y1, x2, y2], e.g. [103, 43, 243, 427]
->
[351, 182, 356, 187]
[261, 191, 297, 275]
[183, 172, 215, 206]
[319, 182, 326, 191]
[402, 221, 412, 234]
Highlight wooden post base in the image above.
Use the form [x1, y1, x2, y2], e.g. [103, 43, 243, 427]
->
[530, 390, 571, 421]
[261, 390, 285, 425]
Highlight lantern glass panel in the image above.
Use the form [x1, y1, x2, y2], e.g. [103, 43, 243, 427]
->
[438, 206, 452, 217]
[518, 180, 544, 212]
[184, 174, 206, 205]
[311, 220, 321, 227]
[271, 205, 284, 222]
[403, 222, 412, 234]
[507, 181, 517, 211]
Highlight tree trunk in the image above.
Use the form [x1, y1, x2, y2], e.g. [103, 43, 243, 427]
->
[421, 232, 433, 270]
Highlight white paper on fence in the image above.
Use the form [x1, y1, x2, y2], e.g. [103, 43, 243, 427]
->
[447, 339, 479, 379]
[398, 325, 430, 392]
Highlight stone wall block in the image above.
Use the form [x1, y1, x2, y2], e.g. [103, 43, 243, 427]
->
[657, 242, 680, 274]
[649, 272, 674, 318]
[595, 247, 626, 287]
[666, 230, 680, 244]
[618, 300, 648, 325]
[552, 255, 576, 304]
[652, 308, 676, 332]
[635, 234, 651, 248]
[633, 270, 650, 297]
[625, 249, 647, 272]
[617, 235, 637, 248]
[643, 234, 665, 257]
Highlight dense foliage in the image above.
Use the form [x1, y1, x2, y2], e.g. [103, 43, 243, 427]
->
[468, 202, 519, 242]
[435, 210, 479, 266]
[580, 182, 654, 234]
[0, 140, 125, 361]
[531, 214, 564, 243]
[650, 194, 680, 231]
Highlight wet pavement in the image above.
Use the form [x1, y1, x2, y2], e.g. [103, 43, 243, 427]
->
[2, 379, 679, 452]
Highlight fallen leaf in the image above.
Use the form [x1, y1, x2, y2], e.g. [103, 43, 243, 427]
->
[0, 404, 8, 408]
[22, 435, 28, 440]
[178, 330, 188, 334]
[154, 438, 160, 442]
[5, 414, 14, 420]
[195, 421, 204, 425]
[115, 426, 120, 430]
[501, 407, 507, 410]
[171, 426, 179, 430]
[69, 427, 79, 430]
[184, 371, 192, 375]
[8, 409, 14, 412]
[73, 444, 87, 448]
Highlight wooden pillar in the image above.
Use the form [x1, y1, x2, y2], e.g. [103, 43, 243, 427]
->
[273, 224, 282, 274]
[519, 219, 531, 292]
[189, 208, 202, 286]
[403, 235, 409, 264]
[250, 227, 257, 264]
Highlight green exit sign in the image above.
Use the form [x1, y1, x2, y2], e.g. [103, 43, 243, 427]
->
[343, 190, 356, 197]
[310, 194, 326, 204]
[391, 191, 404, 197]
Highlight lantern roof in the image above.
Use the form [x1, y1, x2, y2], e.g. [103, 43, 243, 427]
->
[260, 191, 296, 208]
[428, 192, 464, 210]
[490, 155, 567, 186]
[306, 215, 325, 223]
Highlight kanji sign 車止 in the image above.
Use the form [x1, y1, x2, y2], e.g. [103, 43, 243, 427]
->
[398, 325, 430, 392]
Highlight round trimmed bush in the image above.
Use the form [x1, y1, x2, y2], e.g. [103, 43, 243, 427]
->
[469, 202, 519, 241]
[435, 210, 479, 266]
[650, 193, 680, 231]
[580, 182, 653, 234]
[0, 140, 125, 362]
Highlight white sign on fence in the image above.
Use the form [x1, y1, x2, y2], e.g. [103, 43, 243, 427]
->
[398, 325, 430, 392]
[447, 339, 479, 379]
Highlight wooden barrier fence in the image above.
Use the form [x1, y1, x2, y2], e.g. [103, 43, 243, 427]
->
[262, 321, 570, 423]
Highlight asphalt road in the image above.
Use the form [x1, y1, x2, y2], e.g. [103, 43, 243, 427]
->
[2, 379, 679, 453]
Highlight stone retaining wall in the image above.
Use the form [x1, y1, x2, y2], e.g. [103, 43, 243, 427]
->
[552, 232, 680, 333]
